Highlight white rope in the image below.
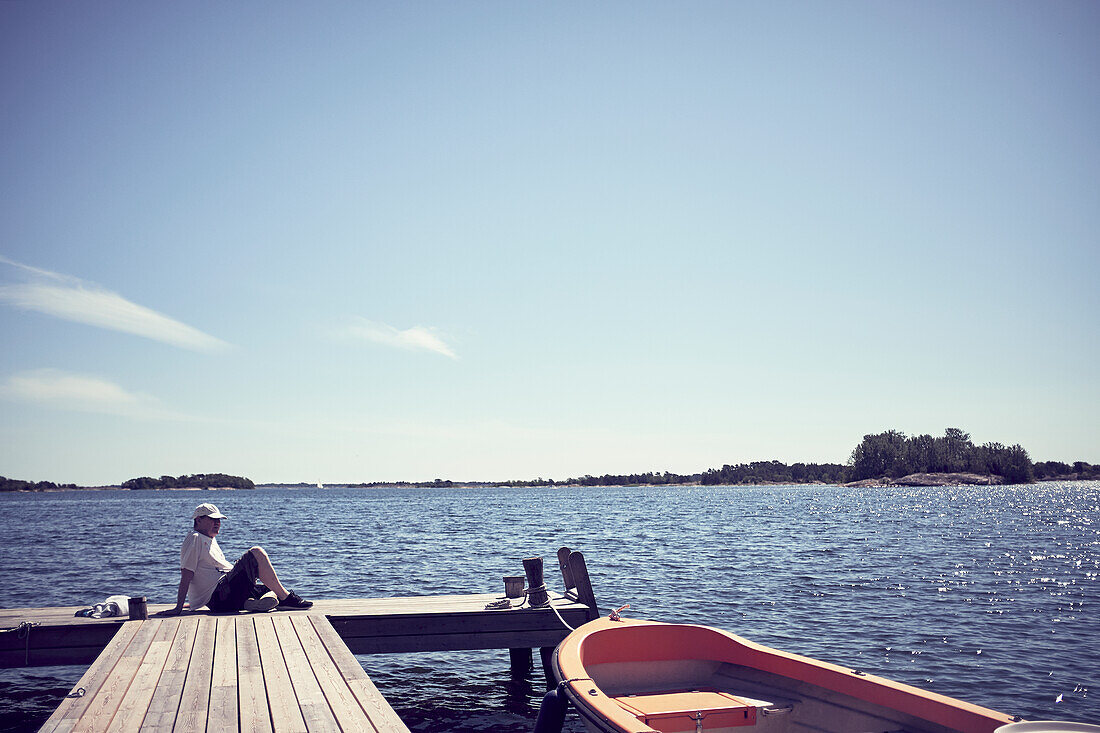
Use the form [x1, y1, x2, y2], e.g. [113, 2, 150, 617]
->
[488, 585, 580, 631]
[548, 599, 575, 632]
[485, 582, 614, 634]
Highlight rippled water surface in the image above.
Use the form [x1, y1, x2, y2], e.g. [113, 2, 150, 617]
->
[1, 482, 1097, 731]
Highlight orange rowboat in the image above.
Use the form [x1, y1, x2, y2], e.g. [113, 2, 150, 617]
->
[548, 616, 1020, 733]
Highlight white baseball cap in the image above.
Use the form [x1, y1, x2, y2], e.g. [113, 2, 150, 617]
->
[193, 503, 228, 520]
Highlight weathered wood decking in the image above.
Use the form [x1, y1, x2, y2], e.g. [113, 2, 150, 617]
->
[5, 549, 600, 730]
[38, 613, 410, 732]
[0, 592, 593, 668]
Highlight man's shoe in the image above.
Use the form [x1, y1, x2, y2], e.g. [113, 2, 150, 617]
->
[277, 591, 313, 610]
[243, 591, 279, 613]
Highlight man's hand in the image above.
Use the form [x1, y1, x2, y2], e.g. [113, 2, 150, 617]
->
[168, 569, 195, 618]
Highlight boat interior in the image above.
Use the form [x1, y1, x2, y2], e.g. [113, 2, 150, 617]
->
[585, 657, 971, 733]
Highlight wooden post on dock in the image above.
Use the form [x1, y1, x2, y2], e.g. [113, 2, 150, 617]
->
[509, 647, 533, 676]
[511, 556, 548, 676]
[523, 557, 549, 608]
[558, 547, 599, 621]
[557, 547, 575, 590]
[539, 645, 556, 687]
[508, 550, 596, 678]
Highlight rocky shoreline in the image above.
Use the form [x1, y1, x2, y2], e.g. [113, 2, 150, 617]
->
[842, 472, 1002, 488]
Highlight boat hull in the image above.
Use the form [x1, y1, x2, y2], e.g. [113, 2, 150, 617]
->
[552, 617, 1018, 733]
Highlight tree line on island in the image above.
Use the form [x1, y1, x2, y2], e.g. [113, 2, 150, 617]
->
[0, 477, 81, 492]
[1, 428, 1096, 491]
[0, 473, 257, 492]
[121, 473, 256, 490]
[847, 428, 1032, 483]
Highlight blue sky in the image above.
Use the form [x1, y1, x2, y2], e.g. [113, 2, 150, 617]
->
[2, 2, 1097, 485]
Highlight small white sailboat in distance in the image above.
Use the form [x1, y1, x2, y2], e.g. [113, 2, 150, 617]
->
[317, 481, 323, 489]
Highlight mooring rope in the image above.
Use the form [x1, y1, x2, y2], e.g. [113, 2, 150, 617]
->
[483, 585, 582, 632]
[0, 621, 40, 665]
[547, 597, 576, 632]
[532, 584, 608, 632]
[483, 576, 628, 636]
[526, 584, 550, 608]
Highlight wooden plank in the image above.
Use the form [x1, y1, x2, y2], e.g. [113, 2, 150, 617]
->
[4, 592, 592, 669]
[329, 598, 589, 654]
[237, 617, 273, 733]
[0, 607, 129, 670]
[273, 615, 339, 732]
[1, 593, 528, 622]
[329, 609, 589, 638]
[326, 594, 589, 654]
[208, 616, 239, 732]
[0, 607, 128, 627]
[38, 621, 142, 733]
[0, 614, 123, 636]
[109, 618, 181, 731]
[289, 615, 375, 733]
[328, 601, 587, 635]
[338, 629, 576, 655]
[2, 645, 109, 669]
[0, 617, 121, 669]
[312, 593, 585, 615]
[255, 615, 307, 733]
[3, 592, 591, 626]
[557, 546, 575, 589]
[309, 616, 410, 733]
[72, 619, 160, 732]
[171, 616, 216, 732]
[139, 615, 198, 732]
[568, 551, 600, 621]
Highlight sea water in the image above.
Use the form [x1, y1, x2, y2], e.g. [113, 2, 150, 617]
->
[1, 481, 1096, 731]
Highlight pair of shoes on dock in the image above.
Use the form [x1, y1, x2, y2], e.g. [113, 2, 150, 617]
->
[241, 591, 313, 613]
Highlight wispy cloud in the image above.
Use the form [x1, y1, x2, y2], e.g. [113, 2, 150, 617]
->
[0, 369, 172, 419]
[338, 317, 458, 359]
[0, 255, 228, 352]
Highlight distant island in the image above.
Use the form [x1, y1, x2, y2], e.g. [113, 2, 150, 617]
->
[121, 473, 256, 490]
[325, 429, 1095, 488]
[0, 473, 256, 492]
[2, 428, 1097, 491]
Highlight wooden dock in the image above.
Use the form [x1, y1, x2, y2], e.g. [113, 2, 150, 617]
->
[2, 548, 600, 731]
[0, 592, 593, 668]
[38, 613, 410, 732]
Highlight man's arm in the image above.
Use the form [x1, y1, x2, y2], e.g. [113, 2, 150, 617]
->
[163, 568, 194, 616]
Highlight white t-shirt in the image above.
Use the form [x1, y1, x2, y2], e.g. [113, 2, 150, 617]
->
[180, 530, 233, 609]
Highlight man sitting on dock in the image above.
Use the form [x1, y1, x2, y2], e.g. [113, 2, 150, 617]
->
[162, 503, 313, 615]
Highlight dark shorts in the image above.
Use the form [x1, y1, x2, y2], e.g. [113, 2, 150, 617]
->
[206, 550, 269, 612]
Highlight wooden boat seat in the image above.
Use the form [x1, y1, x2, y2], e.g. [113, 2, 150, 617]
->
[612, 688, 758, 732]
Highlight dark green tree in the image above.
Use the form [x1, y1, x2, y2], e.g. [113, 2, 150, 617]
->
[849, 430, 908, 480]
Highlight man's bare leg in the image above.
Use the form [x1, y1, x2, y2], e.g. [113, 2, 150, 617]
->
[249, 546, 291, 600]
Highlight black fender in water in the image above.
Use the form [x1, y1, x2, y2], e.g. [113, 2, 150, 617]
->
[532, 683, 569, 733]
